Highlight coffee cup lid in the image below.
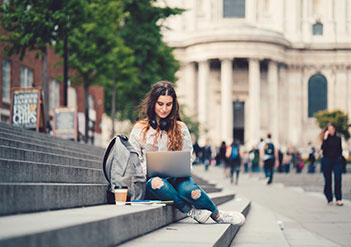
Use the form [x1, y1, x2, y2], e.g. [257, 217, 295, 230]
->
[114, 186, 128, 189]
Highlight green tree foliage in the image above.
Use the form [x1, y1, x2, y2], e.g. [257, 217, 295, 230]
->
[0, 0, 84, 58]
[1, 0, 184, 135]
[0, 0, 86, 122]
[60, 0, 138, 140]
[117, 0, 183, 121]
[314, 110, 350, 140]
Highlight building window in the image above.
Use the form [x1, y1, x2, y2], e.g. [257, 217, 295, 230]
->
[2, 59, 11, 103]
[308, 74, 327, 118]
[0, 114, 9, 123]
[312, 22, 323, 36]
[49, 79, 60, 113]
[20, 66, 33, 88]
[223, 0, 245, 18]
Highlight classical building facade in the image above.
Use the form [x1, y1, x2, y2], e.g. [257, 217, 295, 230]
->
[159, 0, 351, 149]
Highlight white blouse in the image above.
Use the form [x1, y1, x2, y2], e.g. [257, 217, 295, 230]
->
[129, 124, 193, 176]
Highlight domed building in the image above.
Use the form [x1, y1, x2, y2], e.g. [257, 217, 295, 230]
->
[159, 0, 351, 149]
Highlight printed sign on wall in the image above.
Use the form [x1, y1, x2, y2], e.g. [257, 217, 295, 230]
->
[53, 107, 78, 141]
[9, 87, 45, 132]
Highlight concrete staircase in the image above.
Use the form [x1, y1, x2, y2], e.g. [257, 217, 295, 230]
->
[0, 123, 250, 246]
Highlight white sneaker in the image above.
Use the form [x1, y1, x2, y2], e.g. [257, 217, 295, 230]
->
[216, 210, 245, 225]
[187, 208, 212, 224]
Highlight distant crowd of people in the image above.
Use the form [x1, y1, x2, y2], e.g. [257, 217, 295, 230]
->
[193, 125, 347, 206]
[193, 136, 347, 178]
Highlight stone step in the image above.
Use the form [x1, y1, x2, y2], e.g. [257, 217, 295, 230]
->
[0, 130, 104, 157]
[0, 192, 234, 247]
[230, 201, 289, 247]
[0, 175, 222, 216]
[119, 196, 251, 247]
[0, 145, 101, 169]
[0, 123, 104, 156]
[199, 185, 222, 193]
[0, 137, 102, 161]
[0, 183, 108, 215]
[192, 174, 217, 187]
[0, 158, 106, 184]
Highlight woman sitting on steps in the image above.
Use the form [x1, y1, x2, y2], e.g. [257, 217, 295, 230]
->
[129, 80, 245, 225]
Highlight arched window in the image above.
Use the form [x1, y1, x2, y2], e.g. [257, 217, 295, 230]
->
[312, 22, 323, 35]
[308, 74, 327, 118]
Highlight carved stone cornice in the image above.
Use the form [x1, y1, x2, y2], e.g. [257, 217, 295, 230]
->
[287, 64, 303, 70]
[287, 63, 351, 72]
[217, 56, 234, 62]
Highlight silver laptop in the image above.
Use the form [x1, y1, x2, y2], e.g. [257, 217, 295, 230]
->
[146, 151, 191, 178]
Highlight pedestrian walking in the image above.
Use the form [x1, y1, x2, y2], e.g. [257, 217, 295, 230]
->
[242, 150, 250, 173]
[308, 142, 316, 174]
[129, 80, 246, 224]
[202, 140, 212, 171]
[282, 150, 292, 173]
[295, 152, 304, 173]
[249, 146, 260, 172]
[320, 123, 344, 206]
[226, 139, 241, 184]
[223, 143, 231, 178]
[218, 141, 227, 166]
[278, 149, 283, 173]
[259, 134, 279, 184]
[193, 140, 201, 164]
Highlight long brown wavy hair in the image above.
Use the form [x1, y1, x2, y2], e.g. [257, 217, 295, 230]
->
[319, 123, 336, 143]
[138, 81, 183, 151]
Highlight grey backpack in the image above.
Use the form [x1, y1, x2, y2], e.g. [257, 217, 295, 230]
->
[103, 135, 146, 203]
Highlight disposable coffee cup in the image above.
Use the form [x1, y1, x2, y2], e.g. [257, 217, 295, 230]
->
[114, 186, 128, 205]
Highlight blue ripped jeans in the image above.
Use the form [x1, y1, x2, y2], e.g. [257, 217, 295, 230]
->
[145, 176, 219, 219]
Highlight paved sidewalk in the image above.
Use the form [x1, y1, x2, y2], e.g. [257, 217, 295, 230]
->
[273, 172, 351, 200]
[192, 165, 351, 247]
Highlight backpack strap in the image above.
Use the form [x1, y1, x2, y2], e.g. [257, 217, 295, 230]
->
[102, 135, 129, 182]
[102, 136, 117, 182]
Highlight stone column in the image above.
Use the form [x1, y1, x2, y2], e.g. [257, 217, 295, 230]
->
[302, 0, 310, 43]
[220, 58, 233, 143]
[198, 60, 209, 139]
[288, 65, 302, 145]
[301, 67, 308, 122]
[328, 68, 335, 110]
[326, 0, 336, 40]
[285, 1, 300, 42]
[268, 60, 279, 144]
[248, 58, 260, 144]
[246, 0, 257, 24]
[335, 66, 348, 112]
[335, 0, 346, 34]
[275, 0, 284, 31]
[347, 66, 351, 119]
[278, 65, 288, 145]
[183, 62, 197, 116]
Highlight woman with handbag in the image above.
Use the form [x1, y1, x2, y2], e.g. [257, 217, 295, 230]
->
[320, 123, 344, 206]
